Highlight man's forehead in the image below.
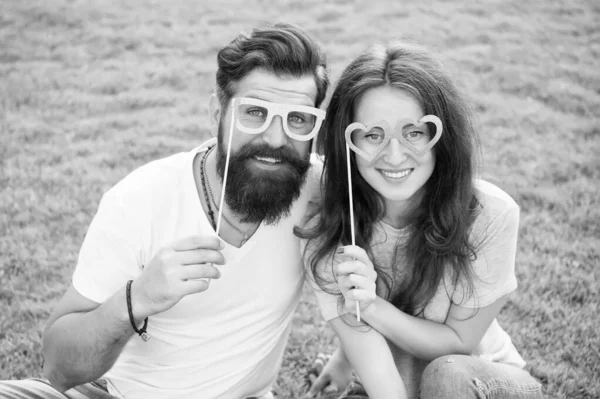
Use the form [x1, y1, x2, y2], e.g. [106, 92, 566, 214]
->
[233, 69, 318, 106]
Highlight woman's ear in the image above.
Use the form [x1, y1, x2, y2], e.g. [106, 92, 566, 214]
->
[208, 93, 221, 138]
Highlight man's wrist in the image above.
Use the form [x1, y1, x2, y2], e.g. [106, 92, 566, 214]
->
[128, 280, 153, 323]
[126, 280, 150, 341]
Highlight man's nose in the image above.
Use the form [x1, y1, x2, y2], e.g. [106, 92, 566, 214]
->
[382, 138, 409, 164]
[261, 115, 288, 148]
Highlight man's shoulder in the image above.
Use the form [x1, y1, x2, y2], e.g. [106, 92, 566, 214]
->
[309, 152, 324, 175]
[108, 141, 212, 200]
[109, 151, 191, 197]
[306, 153, 324, 200]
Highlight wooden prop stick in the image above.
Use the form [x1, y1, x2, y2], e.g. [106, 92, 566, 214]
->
[209, 105, 236, 277]
[216, 106, 235, 238]
[346, 143, 361, 322]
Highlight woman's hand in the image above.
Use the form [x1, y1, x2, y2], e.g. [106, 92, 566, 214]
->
[306, 349, 353, 397]
[335, 245, 377, 315]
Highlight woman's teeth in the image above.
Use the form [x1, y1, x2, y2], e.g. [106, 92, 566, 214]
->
[380, 169, 411, 178]
[255, 156, 281, 164]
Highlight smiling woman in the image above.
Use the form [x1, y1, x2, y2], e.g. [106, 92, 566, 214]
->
[297, 41, 545, 399]
[349, 86, 437, 209]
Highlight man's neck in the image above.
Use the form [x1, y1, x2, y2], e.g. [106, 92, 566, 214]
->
[200, 146, 260, 247]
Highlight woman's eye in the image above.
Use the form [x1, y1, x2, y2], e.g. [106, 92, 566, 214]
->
[365, 133, 383, 142]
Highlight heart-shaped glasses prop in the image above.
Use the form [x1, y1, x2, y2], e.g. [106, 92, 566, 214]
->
[232, 97, 325, 142]
[344, 115, 443, 321]
[345, 115, 443, 162]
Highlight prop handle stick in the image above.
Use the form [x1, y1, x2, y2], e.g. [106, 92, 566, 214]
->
[346, 144, 360, 322]
[213, 105, 235, 276]
[216, 105, 235, 237]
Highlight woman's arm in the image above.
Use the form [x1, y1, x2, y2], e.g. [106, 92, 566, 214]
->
[329, 315, 407, 399]
[361, 295, 508, 361]
[334, 245, 506, 360]
[338, 199, 519, 361]
[337, 249, 508, 360]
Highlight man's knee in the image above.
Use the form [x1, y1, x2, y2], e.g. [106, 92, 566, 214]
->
[420, 355, 474, 398]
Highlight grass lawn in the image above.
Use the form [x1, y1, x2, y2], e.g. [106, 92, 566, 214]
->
[1, 0, 598, 397]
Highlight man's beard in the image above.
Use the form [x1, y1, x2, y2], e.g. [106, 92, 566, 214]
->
[216, 130, 311, 225]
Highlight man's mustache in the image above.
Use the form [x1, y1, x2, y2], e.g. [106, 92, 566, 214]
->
[233, 143, 310, 169]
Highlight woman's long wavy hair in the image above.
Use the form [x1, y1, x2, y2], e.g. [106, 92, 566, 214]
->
[296, 41, 482, 315]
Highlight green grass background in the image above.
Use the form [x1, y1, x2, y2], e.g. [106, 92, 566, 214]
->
[1, 0, 598, 398]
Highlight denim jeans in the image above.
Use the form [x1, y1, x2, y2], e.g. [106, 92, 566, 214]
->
[337, 355, 543, 399]
[0, 378, 273, 399]
[419, 355, 543, 399]
[0, 378, 116, 399]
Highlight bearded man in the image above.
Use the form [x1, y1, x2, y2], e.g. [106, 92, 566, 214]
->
[0, 22, 328, 399]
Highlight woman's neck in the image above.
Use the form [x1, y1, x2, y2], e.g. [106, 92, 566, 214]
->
[382, 194, 422, 230]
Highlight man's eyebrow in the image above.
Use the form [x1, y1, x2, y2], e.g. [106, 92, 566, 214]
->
[243, 95, 284, 104]
[241, 94, 316, 107]
[243, 94, 263, 100]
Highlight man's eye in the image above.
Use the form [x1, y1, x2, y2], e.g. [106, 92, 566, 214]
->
[289, 114, 305, 123]
[247, 108, 265, 117]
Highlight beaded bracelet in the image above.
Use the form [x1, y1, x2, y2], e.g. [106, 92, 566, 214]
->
[126, 280, 150, 341]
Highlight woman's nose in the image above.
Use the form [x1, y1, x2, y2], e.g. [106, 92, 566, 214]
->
[381, 138, 409, 164]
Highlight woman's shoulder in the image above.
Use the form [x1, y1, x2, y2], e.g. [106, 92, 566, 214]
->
[298, 209, 338, 288]
[470, 179, 520, 240]
[474, 179, 518, 210]
[297, 205, 324, 252]
[473, 179, 519, 220]
[451, 180, 521, 308]
[298, 201, 322, 232]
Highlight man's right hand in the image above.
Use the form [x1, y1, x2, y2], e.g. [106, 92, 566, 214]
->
[131, 235, 225, 319]
[306, 349, 353, 397]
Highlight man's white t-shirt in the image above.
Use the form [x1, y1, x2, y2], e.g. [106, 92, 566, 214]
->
[73, 139, 320, 399]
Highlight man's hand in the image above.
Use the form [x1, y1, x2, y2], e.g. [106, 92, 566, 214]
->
[306, 350, 353, 397]
[131, 235, 224, 319]
[335, 245, 377, 315]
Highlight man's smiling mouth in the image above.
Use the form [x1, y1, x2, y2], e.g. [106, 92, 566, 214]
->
[254, 156, 282, 164]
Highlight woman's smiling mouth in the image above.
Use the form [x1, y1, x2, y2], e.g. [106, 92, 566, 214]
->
[378, 168, 413, 179]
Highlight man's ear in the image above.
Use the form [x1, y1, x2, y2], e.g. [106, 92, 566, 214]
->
[208, 93, 221, 138]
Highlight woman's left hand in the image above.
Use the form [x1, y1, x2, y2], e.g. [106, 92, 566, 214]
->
[335, 245, 378, 314]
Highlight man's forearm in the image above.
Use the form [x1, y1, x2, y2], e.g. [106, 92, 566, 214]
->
[42, 286, 141, 391]
[332, 317, 407, 399]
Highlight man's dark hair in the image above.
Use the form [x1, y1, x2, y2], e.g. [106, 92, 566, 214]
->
[216, 22, 328, 108]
